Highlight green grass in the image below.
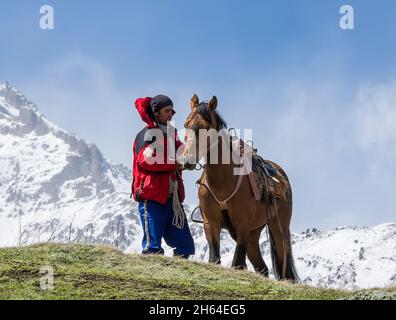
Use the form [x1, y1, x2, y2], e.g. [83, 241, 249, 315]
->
[0, 243, 394, 300]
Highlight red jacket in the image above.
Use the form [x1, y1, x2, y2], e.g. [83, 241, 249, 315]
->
[132, 97, 185, 204]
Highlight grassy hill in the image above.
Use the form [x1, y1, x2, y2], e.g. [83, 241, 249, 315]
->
[0, 244, 394, 300]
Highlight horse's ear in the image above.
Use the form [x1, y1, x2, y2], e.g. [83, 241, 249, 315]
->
[208, 96, 218, 111]
[191, 94, 199, 110]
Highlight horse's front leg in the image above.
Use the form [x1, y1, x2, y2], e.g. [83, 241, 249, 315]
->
[232, 231, 249, 270]
[203, 221, 221, 264]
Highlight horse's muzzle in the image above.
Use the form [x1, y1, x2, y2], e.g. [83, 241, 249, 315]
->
[183, 163, 197, 171]
[178, 155, 198, 171]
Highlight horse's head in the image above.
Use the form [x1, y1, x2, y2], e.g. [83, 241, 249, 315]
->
[179, 94, 227, 170]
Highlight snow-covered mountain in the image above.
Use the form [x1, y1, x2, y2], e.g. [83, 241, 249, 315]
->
[291, 224, 396, 290]
[0, 81, 138, 249]
[192, 222, 396, 290]
[0, 82, 395, 290]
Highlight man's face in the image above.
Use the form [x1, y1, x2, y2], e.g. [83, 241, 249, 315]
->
[155, 106, 174, 125]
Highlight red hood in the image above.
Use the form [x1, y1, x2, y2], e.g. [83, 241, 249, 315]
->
[135, 97, 156, 128]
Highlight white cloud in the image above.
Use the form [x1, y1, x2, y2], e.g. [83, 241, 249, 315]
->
[224, 81, 395, 231]
[354, 82, 396, 183]
[21, 54, 140, 166]
[355, 82, 396, 158]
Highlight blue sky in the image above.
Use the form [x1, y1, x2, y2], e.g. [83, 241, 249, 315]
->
[1, 0, 396, 231]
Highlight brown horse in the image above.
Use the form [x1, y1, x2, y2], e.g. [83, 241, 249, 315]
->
[180, 94, 299, 282]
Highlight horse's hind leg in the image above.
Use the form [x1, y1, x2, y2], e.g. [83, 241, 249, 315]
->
[268, 220, 287, 279]
[268, 199, 297, 281]
[247, 226, 269, 276]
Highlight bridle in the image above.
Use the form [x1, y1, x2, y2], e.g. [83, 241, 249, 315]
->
[183, 110, 245, 211]
[183, 121, 211, 171]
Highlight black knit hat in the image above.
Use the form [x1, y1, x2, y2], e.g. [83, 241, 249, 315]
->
[150, 95, 175, 114]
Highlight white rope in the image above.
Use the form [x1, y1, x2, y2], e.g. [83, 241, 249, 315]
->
[143, 200, 151, 251]
[171, 177, 185, 229]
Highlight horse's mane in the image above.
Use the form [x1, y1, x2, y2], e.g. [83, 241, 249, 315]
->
[197, 102, 227, 130]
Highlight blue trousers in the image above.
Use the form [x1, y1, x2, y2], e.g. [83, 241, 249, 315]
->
[138, 198, 195, 258]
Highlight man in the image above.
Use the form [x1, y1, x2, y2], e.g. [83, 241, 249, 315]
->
[132, 95, 195, 259]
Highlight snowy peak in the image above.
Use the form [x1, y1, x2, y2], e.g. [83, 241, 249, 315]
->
[0, 82, 129, 178]
[291, 223, 396, 289]
[191, 220, 396, 290]
[0, 82, 52, 136]
[0, 81, 39, 114]
[0, 82, 135, 251]
[0, 83, 131, 223]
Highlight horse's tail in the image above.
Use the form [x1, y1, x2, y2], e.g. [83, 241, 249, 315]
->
[268, 227, 300, 283]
